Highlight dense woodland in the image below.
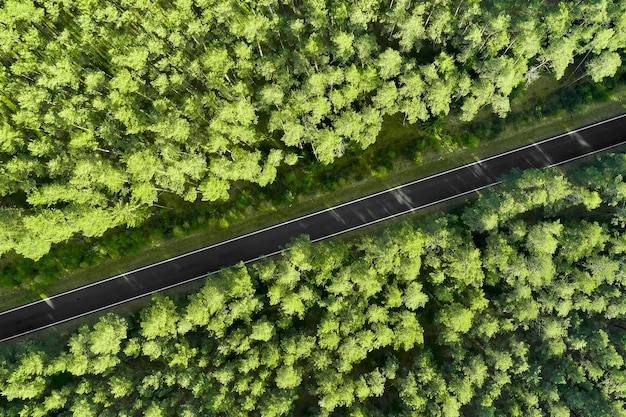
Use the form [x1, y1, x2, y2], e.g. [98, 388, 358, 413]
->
[3, 154, 626, 416]
[1, 0, 626, 260]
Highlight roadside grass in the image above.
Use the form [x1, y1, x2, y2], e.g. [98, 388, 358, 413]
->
[1, 74, 625, 318]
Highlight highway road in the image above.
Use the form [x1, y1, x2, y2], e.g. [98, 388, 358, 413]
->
[2, 113, 626, 342]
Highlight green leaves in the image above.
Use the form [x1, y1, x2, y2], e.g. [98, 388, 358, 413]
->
[5, 150, 626, 415]
[1, 349, 47, 401]
[403, 282, 429, 310]
[1, 0, 625, 260]
[376, 48, 402, 80]
[139, 296, 180, 340]
[586, 51, 622, 82]
[3, 0, 626, 413]
[90, 314, 129, 356]
[275, 365, 302, 389]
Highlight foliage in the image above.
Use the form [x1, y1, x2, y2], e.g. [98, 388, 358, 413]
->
[4, 154, 626, 415]
[1, 0, 626, 259]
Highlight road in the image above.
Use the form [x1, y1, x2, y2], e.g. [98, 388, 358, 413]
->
[2, 113, 626, 342]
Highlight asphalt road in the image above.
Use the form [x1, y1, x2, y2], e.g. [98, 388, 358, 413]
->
[2, 113, 626, 342]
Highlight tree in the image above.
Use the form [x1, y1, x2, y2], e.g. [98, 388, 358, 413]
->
[90, 314, 129, 356]
[395, 7, 427, 52]
[586, 51, 621, 82]
[437, 303, 475, 343]
[542, 35, 578, 80]
[423, 74, 454, 116]
[331, 31, 355, 62]
[403, 282, 429, 310]
[558, 222, 608, 263]
[376, 48, 403, 80]
[426, 2, 453, 44]
[109, 374, 135, 399]
[198, 175, 230, 201]
[525, 222, 562, 256]
[372, 81, 399, 114]
[1, 348, 47, 401]
[275, 365, 302, 389]
[393, 311, 424, 350]
[511, 19, 542, 60]
[69, 397, 100, 417]
[398, 72, 429, 123]
[139, 295, 180, 340]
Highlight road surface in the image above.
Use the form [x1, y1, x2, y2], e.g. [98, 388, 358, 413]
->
[2, 113, 626, 342]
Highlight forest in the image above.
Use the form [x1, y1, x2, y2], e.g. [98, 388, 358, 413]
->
[3, 153, 626, 416]
[1, 0, 626, 260]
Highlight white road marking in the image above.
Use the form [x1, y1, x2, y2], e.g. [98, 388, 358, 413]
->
[533, 143, 554, 164]
[391, 188, 414, 208]
[42, 298, 55, 310]
[569, 131, 592, 148]
[328, 209, 346, 224]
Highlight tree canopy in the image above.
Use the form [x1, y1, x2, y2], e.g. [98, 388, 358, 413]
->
[4, 153, 626, 415]
[1, 0, 626, 259]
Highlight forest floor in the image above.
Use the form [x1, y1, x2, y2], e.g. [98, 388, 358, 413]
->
[1, 74, 626, 320]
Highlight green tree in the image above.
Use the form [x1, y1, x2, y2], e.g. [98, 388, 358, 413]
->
[586, 51, 622, 82]
[139, 295, 180, 340]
